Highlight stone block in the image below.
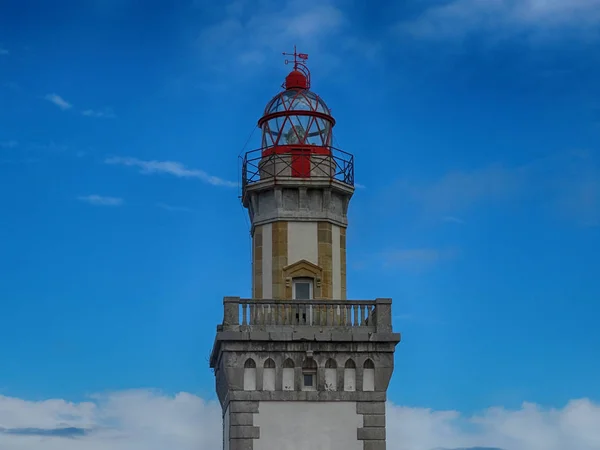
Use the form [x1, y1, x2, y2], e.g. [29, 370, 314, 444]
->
[363, 414, 386, 427]
[292, 329, 316, 341]
[268, 331, 293, 341]
[217, 331, 249, 341]
[248, 331, 270, 341]
[357, 427, 386, 440]
[229, 401, 259, 414]
[364, 441, 386, 450]
[229, 438, 254, 450]
[230, 413, 254, 426]
[330, 331, 353, 342]
[230, 426, 260, 439]
[370, 332, 401, 343]
[352, 331, 372, 342]
[375, 368, 393, 391]
[357, 401, 385, 415]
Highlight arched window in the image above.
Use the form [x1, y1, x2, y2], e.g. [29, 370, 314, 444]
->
[363, 359, 375, 392]
[344, 359, 356, 392]
[302, 358, 317, 391]
[283, 358, 295, 391]
[263, 358, 276, 391]
[243, 358, 256, 391]
[324, 358, 337, 391]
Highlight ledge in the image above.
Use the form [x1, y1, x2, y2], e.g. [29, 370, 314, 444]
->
[222, 390, 386, 409]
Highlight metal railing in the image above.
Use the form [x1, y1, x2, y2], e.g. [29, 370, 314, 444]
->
[241, 146, 354, 193]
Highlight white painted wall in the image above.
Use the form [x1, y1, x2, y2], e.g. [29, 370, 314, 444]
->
[363, 368, 375, 392]
[282, 368, 294, 391]
[287, 222, 318, 266]
[262, 223, 273, 299]
[263, 368, 275, 391]
[332, 224, 341, 299]
[254, 401, 362, 450]
[223, 405, 230, 450]
[244, 367, 256, 391]
[344, 368, 356, 391]
[325, 368, 337, 391]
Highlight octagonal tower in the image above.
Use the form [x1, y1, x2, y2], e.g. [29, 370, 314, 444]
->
[242, 48, 354, 301]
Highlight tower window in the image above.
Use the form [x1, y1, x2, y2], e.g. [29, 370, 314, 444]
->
[293, 277, 313, 300]
[303, 374, 314, 387]
[302, 358, 317, 391]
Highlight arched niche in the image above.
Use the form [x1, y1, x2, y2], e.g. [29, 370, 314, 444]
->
[324, 358, 337, 391]
[282, 358, 295, 391]
[263, 358, 276, 391]
[244, 358, 257, 391]
[344, 358, 356, 392]
[363, 358, 375, 392]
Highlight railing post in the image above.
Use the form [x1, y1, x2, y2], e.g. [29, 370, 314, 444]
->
[374, 298, 392, 333]
[223, 297, 241, 327]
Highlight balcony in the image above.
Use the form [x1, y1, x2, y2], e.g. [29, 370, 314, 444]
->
[219, 297, 393, 334]
[241, 146, 355, 195]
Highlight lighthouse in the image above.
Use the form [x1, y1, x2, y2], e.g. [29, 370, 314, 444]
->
[210, 48, 401, 450]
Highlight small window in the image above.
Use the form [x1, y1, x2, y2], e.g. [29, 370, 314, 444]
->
[303, 374, 314, 387]
[302, 358, 317, 391]
[293, 277, 313, 300]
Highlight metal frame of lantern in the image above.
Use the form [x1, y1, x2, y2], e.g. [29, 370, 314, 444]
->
[258, 91, 335, 149]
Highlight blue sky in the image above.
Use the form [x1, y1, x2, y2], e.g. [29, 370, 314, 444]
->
[1, 0, 600, 449]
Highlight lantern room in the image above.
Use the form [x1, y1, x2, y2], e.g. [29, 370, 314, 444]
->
[259, 86, 334, 149]
[256, 48, 337, 179]
[241, 48, 354, 197]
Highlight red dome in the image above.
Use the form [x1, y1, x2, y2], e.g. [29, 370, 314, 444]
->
[285, 70, 308, 90]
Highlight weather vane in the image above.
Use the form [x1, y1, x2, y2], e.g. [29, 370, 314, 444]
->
[283, 45, 309, 71]
[282, 45, 311, 89]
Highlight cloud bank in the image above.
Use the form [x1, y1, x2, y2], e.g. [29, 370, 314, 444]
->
[77, 195, 124, 206]
[44, 94, 73, 110]
[398, 150, 600, 227]
[0, 390, 599, 450]
[398, 0, 600, 42]
[105, 156, 236, 187]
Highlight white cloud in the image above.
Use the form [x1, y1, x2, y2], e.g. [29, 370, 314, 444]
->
[0, 390, 599, 449]
[44, 94, 73, 110]
[0, 140, 18, 149]
[195, 0, 380, 77]
[398, 150, 600, 227]
[82, 108, 116, 119]
[105, 156, 236, 188]
[3, 82, 20, 90]
[77, 195, 124, 206]
[442, 216, 466, 224]
[156, 203, 195, 213]
[382, 248, 459, 272]
[401, 164, 524, 215]
[397, 0, 600, 42]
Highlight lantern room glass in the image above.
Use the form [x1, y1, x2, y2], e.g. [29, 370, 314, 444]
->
[261, 89, 334, 148]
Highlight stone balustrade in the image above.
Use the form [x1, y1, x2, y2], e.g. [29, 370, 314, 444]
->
[221, 297, 393, 333]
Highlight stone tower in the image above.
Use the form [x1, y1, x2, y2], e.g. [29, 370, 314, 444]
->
[210, 48, 401, 450]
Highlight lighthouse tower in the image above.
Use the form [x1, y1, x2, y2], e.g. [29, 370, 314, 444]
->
[210, 49, 401, 450]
